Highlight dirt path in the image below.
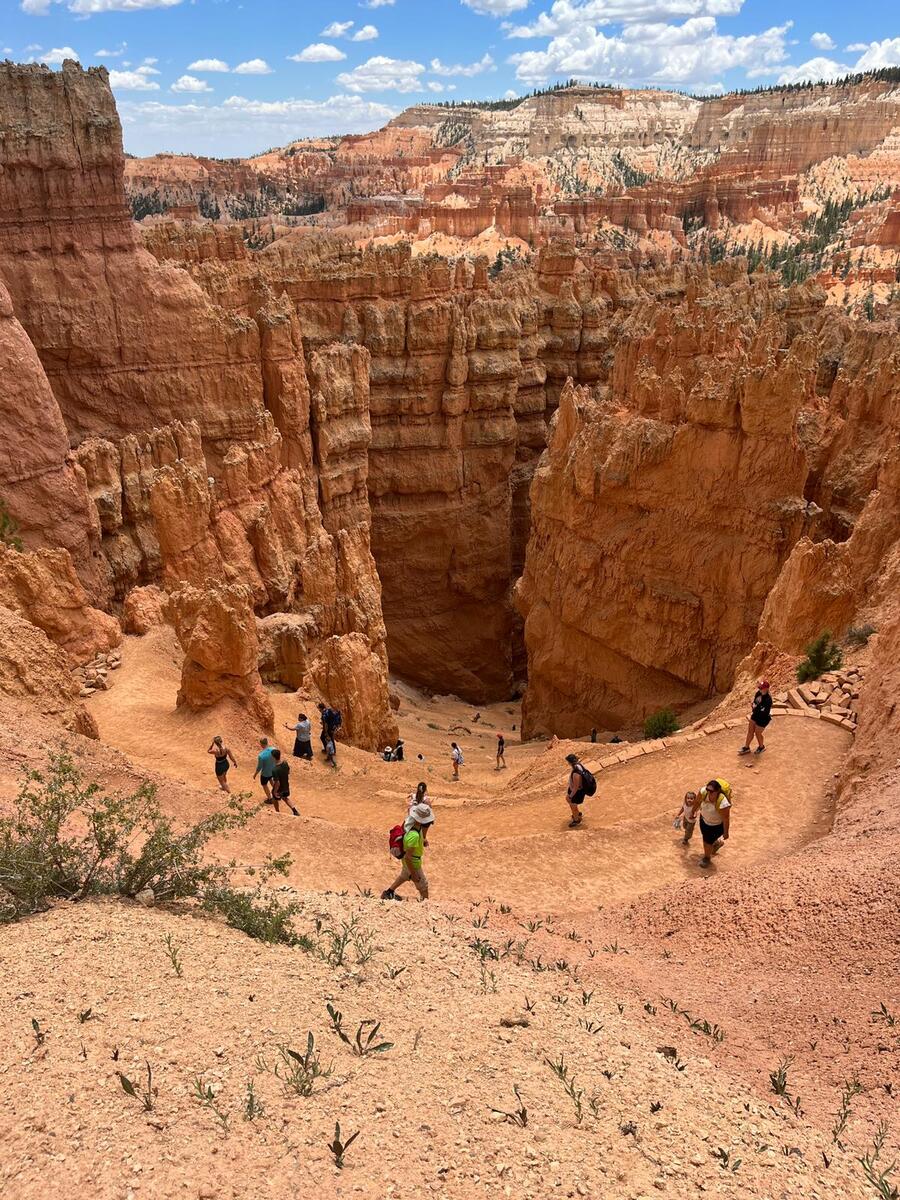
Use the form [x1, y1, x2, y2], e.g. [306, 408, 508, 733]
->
[87, 629, 851, 911]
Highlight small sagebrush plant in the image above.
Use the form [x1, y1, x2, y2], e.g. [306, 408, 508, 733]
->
[796, 631, 843, 683]
[643, 708, 679, 740]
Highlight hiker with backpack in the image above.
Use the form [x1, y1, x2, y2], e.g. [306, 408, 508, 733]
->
[382, 801, 434, 901]
[739, 680, 772, 756]
[317, 701, 342, 754]
[564, 753, 596, 827]
[450, 741, 463, 781]
[697, 778, 732, 867]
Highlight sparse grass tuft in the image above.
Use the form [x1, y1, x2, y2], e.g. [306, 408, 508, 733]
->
[491, 1086, 528, 1127]
[545, 1055, 583, 1125]
[327, 1121, 360, 1169]
[274, 1035, 332, 1097]
[117, 1062, 156, 1111]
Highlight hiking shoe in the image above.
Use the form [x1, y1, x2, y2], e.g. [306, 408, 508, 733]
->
[755, 745, 766, 754]
[738, 746, 751, 755]
[380, 889, 395, 901]
[699, 859, 712, 868]
[290, 806, 300, 817]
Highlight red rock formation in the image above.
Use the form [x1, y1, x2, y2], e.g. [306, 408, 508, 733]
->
[169, 584, 273, 730]
[0, 605, 98, 738]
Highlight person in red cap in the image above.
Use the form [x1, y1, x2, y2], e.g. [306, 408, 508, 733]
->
[739, 680, 772, 755]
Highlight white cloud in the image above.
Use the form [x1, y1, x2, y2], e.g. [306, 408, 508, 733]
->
[504, 88, 518, 98]
[336, 55, 425, 92]
[427, 81, 446, 92]
[853, 38, 900, 72]
[95, 43, 127, 57]
[810, 32, 835, 52]
[775, 56, 848, 84]
[39, 46, 79, 65]
[289, 43, 347, 63]
[430, 52, 495, 76]
[510, 18, 791, 86]
[352, 24, 379, 40]
[321, 21, 354, 37]
[507, 1, 745, 39]
[188, 57, 230, 71]
[234, 58, 273, 74]
[461, 0, 529, 14]
[109, 66, 160, 90]
[118, 92, 398, 157]
[362, 0, 394, 6]
[24, 0, 184, 11]
[845, 43, 868, 53]
[171, 73, 212, 92]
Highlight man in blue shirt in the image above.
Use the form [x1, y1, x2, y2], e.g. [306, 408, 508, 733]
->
[253, 736, 277, 799]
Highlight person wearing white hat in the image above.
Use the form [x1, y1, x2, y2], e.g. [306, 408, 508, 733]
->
[382, 802, 434, 901]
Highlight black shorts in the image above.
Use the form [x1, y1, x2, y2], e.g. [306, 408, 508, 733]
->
[570, 788, 586, 805]
[261, 774, 273, 790]
[699, 817, 724, 845]
[214, 757, 229, 777]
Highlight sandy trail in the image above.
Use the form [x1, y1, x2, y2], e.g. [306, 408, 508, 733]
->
[87, 628, 851, 910]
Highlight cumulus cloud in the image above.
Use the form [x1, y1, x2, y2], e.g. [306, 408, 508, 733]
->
[336, 55, 425, 92]
[289, 43, 347, 63]
[95, 43, 127, 58]
[430, 52, 495, 76]
[363, 0, 394, 6]
[507, 1, 745, 39]
[171, 74, 212, 92]
[188, 58, 230, 72]
[37, 46, 79, 65]
[461, 0, 529, 14]
[352, 25, 379, 41]
[775, 56, 848, 85]
[321, 21, 354, 37]
[853, 38, 900, 72]
[22, 0, 183, 11]
[109, 66, 160, 90]
[810, 32, 835, 52]
[234, 58, 273, 74]
[118, 92, 398, 157]
[509, 18, 792, 86]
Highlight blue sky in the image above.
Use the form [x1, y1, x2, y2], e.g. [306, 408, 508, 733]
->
[5, 0, 899, 156]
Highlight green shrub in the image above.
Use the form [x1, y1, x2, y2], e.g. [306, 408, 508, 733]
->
[796, 631, 843, 682]
[204, 883, 313, 949]
[846, 623, 876, 648]
[0, 750, 251, 923]
[643, 709, 679, 739]
[0, 499, 23, 551]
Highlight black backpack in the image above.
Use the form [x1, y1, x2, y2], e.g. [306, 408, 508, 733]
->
[331, 708, 343, 731]
[576, 764, 597, 796]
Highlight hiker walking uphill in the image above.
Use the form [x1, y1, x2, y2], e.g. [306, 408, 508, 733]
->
[565, 753, 596, 827]
[285, 713, 313, 760]
[739, 681, 772, 755]
[496, 733, 506, 770]
[269, 749, 299, 817]
[382, 802, 434, 901]
[207, 736, 236, 793]
[697, 779, 732, 867]
[253, 737, 277, 799]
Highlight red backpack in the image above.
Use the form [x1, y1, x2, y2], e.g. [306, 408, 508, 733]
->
[389, 824, 405, 859]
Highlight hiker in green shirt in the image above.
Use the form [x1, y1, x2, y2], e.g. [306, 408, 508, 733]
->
[381, 802, 434, 901]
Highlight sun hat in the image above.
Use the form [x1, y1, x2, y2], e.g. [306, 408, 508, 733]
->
[410, 802, 435, 825]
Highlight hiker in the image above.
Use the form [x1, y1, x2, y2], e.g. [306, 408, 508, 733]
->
[496, 733, 506, 770]
[269, 749, 299, 816]
[405, 782, 432, 845]
[739, 680, 772, 755]
[450, 741, 463, 781]
[207, 736, 236, 793]
[253, 737, 277, 799]
[565, 752, 589, 827]
[317, 701, 342, 754]
[392, 737, 404, 762]
[324, 731, 338, 770]
[284, 713, 313, 760]
[697, 779, 732, 867]
[382, 802, 434, 901]
[674, 790, 698, 845]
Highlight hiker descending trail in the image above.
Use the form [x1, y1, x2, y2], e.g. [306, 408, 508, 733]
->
[564, 753, 596, 827]
[382, 802, 434, 901]
[697, 779, 732, 867]
[740, 681, 772, 756]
